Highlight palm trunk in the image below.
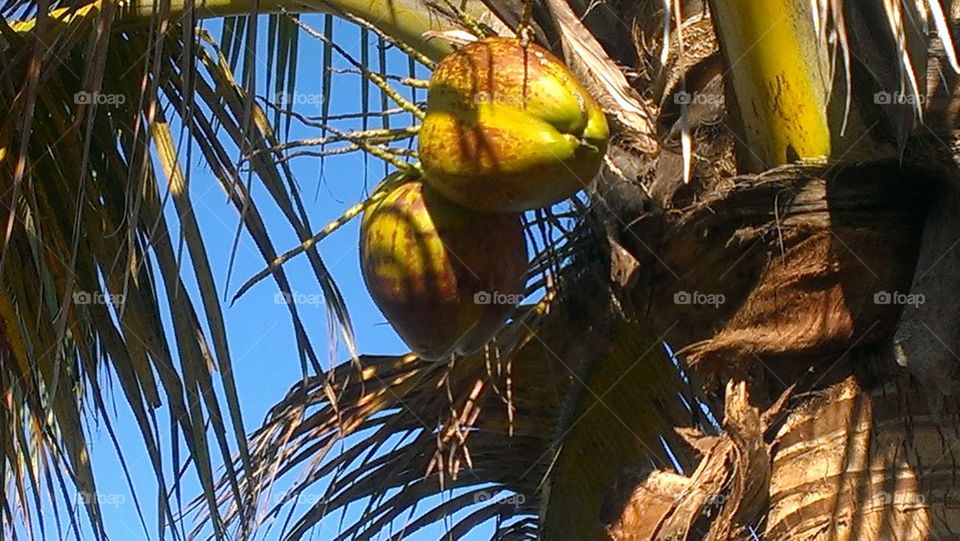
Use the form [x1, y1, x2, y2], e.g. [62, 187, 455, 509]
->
[706, 0, 831, 170]
[596, 149, 960, 539]
[582, 0, 960, 537]
[766, 369, 960, 539]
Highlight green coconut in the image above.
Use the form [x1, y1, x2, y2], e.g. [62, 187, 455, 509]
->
[418, 37, 609, 212]
[360, 180, 528, 360]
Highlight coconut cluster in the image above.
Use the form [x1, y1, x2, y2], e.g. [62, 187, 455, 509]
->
[360, 37, 609, 360]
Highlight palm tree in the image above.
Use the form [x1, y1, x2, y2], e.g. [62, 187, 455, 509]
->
[3, 0, 960, 539]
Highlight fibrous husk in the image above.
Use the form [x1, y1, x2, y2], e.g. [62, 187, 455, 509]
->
[419, 37, 608, 212]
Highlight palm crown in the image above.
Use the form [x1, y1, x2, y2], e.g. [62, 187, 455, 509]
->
[3, 1, 960, 540]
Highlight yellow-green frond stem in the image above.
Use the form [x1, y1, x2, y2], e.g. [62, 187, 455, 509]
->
[12, 0, 470, 62]
[708, 0, 831, 170]
[287, 13, 427, 119]
[232, 171, 411, 301]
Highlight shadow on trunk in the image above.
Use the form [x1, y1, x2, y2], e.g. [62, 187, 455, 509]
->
[592, 148, 960, 538]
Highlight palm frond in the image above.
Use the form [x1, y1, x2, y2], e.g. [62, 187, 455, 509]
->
[1, 0, 515, 535]
[0, 7, 375, 538]
[210, 240, 704, 538]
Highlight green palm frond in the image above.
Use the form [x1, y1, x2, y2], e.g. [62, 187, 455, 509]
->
[0, 7, 364, 538]
[209, 232, 704, 538]
[3, 0, 464, 61]
[1, 0, 503, 537]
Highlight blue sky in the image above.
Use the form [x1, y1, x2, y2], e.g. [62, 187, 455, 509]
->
[57, 14, 498, 541]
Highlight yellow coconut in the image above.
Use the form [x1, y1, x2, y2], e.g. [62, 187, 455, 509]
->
[418, 37, 609, 213]
[360, 180, 528, 360]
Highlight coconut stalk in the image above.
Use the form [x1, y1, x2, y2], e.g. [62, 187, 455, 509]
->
[707, 0, 831, 170]
[540, 320, 700, 540]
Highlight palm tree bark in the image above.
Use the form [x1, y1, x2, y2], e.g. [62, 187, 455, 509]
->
[581, 0, 960, 536]
[594, 147, 960, 539]
[766, 370, 960, 539]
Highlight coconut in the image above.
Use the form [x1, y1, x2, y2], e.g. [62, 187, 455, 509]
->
[360, 180, 528, 360]
[418, 37, 609, 213]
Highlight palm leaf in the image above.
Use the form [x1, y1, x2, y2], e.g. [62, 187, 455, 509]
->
[1, 0, 511, 536]
[0, 5, 394, 537]
[209, 245, 704, 538]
